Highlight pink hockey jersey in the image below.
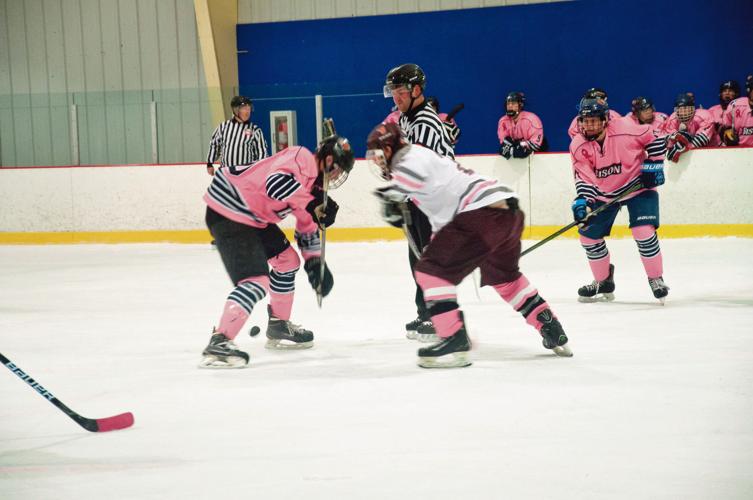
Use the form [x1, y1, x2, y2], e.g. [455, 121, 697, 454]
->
[570, 118, 665, 203]
[625, 111, 668, 132]
[204, 146, 320, 252]
[497, 111, 545, 150]
[568, 110, 622, 138]
[383, 110, 401, 124]
[387, 145, 518, 233]
[722, 97, 753, 146]
[660, 108, 716, 148]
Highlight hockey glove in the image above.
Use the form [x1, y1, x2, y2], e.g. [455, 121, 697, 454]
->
[721, 127, 739, 146]
[640, 161, 665, 188]
[499, 137, 514, 159]
[512, 142, 532, 158]
[374, 187, 406, 228]
[306, 197, 339, 228]
[571, 197, 593, 223]
[304, 258, 334, 297]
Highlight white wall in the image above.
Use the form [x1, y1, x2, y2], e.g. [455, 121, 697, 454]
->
[238, 0, 570, 23]
[1, 148, 752, 234]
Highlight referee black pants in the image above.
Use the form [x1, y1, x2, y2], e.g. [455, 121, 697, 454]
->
[407, 201, 432, 319]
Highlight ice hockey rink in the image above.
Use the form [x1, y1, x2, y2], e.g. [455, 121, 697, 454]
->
[1, 237, 752, 500]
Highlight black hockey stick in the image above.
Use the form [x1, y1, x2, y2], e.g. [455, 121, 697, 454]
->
[0, 352, 134, 433]
[521, 182, 643, 257]
[446, 103, 464, 121]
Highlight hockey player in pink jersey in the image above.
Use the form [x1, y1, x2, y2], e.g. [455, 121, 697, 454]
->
[568, 88, 621, 138]
[570, 99, 670, 303]
[625, 96, 667, 132]
[721, 75, 753, 147]
[199, 126, 355, 368]
[497, 91, 547, 159]
[661, 92, 716, 161]
[708, 80, 740, 144]
[366, 122, 571, 368]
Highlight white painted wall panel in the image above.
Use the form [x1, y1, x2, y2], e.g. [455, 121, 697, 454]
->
[238, 0, 567, 23]
[1, 149, 751, 233]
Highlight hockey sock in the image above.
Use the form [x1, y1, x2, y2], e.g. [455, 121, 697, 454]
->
[632, 225, 663, 279]
[267, 246, 300, 321]
[217, 276, 269, 340]
[415, 271, 463, 338]
[580, 235, 611, 281]
[493, 275, 552, 330]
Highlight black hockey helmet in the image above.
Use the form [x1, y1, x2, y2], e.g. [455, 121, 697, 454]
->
[315, 119, 354, 189]
[383, 64, 426, 97]
[674, 92, 696, 123]
[719, 80, 740, 97]
[426, 96, 440, 112]
[230, 95, 253, 111]
[631, 96, 654, 113]
[505, 91, 526, 116]
[578, 98, 609, 120]
[584, 87, 608, 101]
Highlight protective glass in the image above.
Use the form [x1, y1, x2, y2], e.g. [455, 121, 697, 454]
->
[383, 84, 410, 98]
[366, 149, 390, 180]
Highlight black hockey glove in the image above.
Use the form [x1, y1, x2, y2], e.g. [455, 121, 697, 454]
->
[499, 137, 514, 159]
[721, 126, 739, 146]
[374, 186, 408, 228]
[304, 258, 334, 297]
[640, 161, 665, 188]
[306, 197, 339, 228]
[511, 142, 532, 158]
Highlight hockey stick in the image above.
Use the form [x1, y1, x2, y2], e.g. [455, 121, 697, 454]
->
[446, 103, 465, 121]
[521, 182, 643, 257]
[0, 352, 134, 433]
[316, 172, 330, 308]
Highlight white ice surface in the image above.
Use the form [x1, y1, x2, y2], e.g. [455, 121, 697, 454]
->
[1, 239, 752, 500]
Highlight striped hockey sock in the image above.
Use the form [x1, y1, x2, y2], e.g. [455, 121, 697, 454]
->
[580, 235, 611, 282]
[217, 277, 268, 340]
[632, 225, 663, 279]
[493, 275, 552, 330]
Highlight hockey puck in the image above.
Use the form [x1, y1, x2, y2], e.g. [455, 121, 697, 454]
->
[249, 326, 261, 337]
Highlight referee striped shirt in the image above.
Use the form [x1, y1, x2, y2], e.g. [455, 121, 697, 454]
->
[399, 101, 455, 160]
[206, 118, 268, 168]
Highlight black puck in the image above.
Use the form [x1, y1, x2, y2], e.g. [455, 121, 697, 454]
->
[249, 326, 261, 337]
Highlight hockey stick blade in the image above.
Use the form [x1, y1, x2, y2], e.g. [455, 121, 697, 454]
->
[1, 352, 135, 433]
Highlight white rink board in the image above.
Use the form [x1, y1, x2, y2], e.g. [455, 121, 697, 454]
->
[0, 148, 752, 232]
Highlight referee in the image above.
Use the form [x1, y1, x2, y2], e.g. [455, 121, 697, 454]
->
[383, 63, 455, 342]
[206, 95, 268, 175]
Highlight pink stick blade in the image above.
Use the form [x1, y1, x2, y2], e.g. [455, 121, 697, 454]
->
[95, 412, 134, 432]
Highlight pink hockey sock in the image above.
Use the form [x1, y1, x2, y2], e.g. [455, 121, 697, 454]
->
[493, 275, 552, 330]
[414, 271, 463, 338]
[268, 247, 300, 321]
[580, 235, 611, 281]
[216, 276, 269, 340]
[632, 225, 663, 279]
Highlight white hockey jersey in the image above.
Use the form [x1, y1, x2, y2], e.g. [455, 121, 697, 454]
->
[387, 144, 518, 233]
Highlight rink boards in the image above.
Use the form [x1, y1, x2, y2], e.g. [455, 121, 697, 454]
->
[1, 147, 751, 244]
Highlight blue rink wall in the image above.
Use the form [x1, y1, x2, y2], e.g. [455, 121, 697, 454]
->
[237, 0, 753, 156]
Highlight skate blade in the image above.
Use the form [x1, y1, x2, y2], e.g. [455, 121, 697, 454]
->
[198, 355, 248, 369]
[578, 292, 615, 303]
[657, 297, 667, 306]
[418, 351, 472, 369]
[553, 343, 574, 357]
[405, 330, 418, 340]
[264, 339, 314, 350]
[416, 333, 439, 343]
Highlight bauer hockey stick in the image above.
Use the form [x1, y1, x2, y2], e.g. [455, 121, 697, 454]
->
[521, 182, 643, 257]
[0, 352, 134, 432]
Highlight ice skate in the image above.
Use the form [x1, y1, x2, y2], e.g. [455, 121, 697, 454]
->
[648, 276, 669, 305]
[199, 330, 249, 369]
[417, 324, 472, 368]
[537, 309, 573, 357]
[405, 316, 429, 340]
[265, 313, 314, 350]
[415, 320, 438, 343]
[578, 264, 616, 303]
